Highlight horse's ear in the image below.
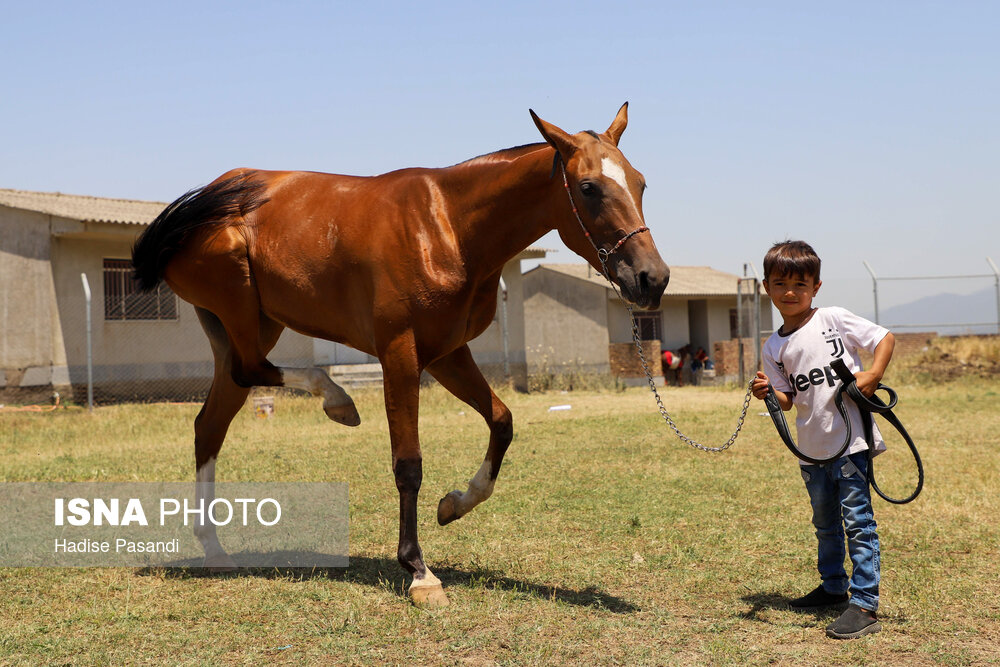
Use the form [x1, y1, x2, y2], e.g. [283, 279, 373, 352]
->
[604, 102, 628, 146]
[530, 109, 577, 161]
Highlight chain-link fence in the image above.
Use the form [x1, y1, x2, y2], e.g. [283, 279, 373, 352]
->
[55, 269, 315, 407]
[863, 258, 1000, 335]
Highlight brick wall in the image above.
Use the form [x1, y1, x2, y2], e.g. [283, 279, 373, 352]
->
[609, 340, 661, 377]
[712, 331, 937, 381]
[712, 337, 767, 379]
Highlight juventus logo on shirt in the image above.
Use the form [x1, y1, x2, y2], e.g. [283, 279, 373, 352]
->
[824, 327, 845, 358]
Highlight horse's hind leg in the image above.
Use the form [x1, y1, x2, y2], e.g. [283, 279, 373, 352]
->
[281, 367, 360, 426]
[168, 237, 360, 426]
[191, 307, 285, 569]
[217, 298, 360, 426]
[222, 311, 360, 427]
[426, 345, 513, 526]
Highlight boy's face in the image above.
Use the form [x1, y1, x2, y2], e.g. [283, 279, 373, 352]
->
[763, 272, 821, 322]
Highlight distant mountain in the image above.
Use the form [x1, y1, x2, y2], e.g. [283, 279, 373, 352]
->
[863, 287, 998, 336]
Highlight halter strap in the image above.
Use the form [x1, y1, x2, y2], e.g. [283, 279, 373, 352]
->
[557, 159, 649, 273]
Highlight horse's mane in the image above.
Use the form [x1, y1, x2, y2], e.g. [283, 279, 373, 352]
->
[454, 142, 549, 167]
[455, 130, 602, 168]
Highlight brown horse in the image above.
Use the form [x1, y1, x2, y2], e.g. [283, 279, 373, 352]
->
[131, 104, 669, 607]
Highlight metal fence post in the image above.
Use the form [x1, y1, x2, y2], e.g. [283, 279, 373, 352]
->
[863, 260, 879, 325]
[80, 273, 94, 411]
[498, 277, 510, 379]
[746, 262, 762, 373]
[988, 257, 999, 334]
[736, 276, 745, 381]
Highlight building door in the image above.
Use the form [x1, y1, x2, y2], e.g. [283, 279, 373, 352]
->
[687, 299, 709, 352]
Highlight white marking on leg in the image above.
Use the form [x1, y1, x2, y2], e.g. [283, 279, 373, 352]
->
[281, 367, 352, 408]
[194, 458, 234, 568]
[451, 459, 495, 518]
[408, 565, 442, 591]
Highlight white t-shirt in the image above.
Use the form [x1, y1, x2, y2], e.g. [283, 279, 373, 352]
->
[762, 306, 890, 465]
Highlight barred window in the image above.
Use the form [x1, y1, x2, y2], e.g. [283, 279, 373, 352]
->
[103, 259, 178, 321]
[634, 312, 662, 342]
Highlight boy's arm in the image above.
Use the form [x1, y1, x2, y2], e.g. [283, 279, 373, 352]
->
[854, 332, 895, 397]
[752, 371, 794, 410]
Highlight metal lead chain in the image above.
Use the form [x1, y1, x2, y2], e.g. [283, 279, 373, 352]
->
[602, 257, 755, 454]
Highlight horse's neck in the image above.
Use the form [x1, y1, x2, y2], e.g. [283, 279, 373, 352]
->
[440, 148, 562, 276]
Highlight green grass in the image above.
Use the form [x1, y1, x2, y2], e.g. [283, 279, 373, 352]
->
[1, 375, 998, 665]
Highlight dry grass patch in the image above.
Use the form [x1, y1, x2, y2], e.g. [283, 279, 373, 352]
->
[1, 365, 998, 665]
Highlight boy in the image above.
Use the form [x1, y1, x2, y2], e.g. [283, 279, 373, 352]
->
[751, 240, 895, 640]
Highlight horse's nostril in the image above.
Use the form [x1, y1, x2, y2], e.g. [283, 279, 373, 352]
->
[638, 271, 650, 294]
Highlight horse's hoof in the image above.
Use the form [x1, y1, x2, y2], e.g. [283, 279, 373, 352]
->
[324, 402, 361, 427]
[436, 490, 463, 526]
[409, 582, 450, 608]
[204, 554, 237, 572]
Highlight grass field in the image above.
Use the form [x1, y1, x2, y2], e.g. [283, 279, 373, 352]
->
[1, 347, 998, 665]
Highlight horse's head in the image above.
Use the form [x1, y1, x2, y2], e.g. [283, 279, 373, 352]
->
[530, 103, 669, 310]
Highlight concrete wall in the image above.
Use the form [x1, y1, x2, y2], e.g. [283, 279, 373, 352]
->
[608, 295, 744, 353]
[0, 206, 57, 372]
[606, 298, 690, 350]
[1, 211, 313, 400]
[524, 268, 609, 373]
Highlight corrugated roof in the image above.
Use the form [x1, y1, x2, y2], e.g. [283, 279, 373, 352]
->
[528, 263, 765, 296]
[0, 188, 166, 225]
[516, 247, 552, 260]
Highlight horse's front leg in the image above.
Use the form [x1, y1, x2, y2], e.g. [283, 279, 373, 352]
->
[426, 345, 513, 526]
[381, 334, 449, 608]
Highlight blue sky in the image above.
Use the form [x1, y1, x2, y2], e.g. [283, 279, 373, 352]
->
[3, 2, 997, 325]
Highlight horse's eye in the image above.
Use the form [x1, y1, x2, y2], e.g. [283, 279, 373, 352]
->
[580, 182, 599, 198]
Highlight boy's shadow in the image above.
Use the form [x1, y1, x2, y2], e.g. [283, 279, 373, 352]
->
[738, 592, 844, 624]
[136, 552, 639, 614]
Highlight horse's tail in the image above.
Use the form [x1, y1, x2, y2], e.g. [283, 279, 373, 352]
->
[131, 172, 269, 291]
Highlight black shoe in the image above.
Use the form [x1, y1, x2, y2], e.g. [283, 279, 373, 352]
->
[826, 604, 881, 639]
[789, 585, 849, 610]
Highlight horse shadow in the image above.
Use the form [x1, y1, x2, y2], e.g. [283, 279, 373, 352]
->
[136, 552, 639, 614]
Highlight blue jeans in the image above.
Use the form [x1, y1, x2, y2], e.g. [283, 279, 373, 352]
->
[800, 452, 880, 611]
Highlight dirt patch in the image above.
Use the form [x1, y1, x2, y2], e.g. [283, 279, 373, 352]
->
[908, 352, 1000, 381]
[893, 334, 1000, 382]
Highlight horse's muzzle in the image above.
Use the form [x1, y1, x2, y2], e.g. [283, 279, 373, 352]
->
[615, 260, 669, 310]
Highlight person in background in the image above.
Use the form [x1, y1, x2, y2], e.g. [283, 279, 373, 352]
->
[661, 344, 690, 386]
[689, 347, 711, 385]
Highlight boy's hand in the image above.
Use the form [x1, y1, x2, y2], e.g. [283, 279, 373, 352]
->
[751, 371, 771, 400]
[853, 370, 882, 397]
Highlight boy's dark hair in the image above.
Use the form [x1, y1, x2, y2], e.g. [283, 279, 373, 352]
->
[763, 240, 821, 282]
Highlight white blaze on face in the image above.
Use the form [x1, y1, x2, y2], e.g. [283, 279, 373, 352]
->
[600, 157, 641, 217]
